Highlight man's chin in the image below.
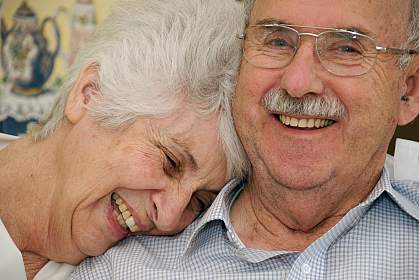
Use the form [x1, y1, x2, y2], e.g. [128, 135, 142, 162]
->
[272, 168, 335, 191]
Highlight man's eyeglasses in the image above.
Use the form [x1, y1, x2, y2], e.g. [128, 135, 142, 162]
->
[238, 24, 418, 77]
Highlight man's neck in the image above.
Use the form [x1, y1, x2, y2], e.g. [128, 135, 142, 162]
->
[230, 169, 382, 251]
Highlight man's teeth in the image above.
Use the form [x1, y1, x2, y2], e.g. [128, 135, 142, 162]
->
[112, 193, 139, 233]
[278, 115, 333, 128]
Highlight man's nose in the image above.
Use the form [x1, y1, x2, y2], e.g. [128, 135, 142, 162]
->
[279, 40, 325, 98]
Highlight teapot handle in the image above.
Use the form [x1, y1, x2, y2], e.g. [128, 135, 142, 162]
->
[1, 17, 5, 46]
[41, 16, 61, 59]
[0, 17, 5, 70]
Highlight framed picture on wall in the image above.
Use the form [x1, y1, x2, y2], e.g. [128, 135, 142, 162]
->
[0, 0, 114, 135]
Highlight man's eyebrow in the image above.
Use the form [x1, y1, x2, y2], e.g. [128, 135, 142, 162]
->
[254, 19, 374, 37]
[336, 26, 373, 37]
[170, 136, 198, 171]
[254, 18, 289, 26]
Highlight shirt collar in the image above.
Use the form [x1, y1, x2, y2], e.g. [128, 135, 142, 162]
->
[182, 179, 244, 253]
[380, 164, 419, 222]
[183, 161, 419, 256]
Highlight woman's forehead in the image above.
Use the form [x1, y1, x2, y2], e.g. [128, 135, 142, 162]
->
[125, 110, 220, 157]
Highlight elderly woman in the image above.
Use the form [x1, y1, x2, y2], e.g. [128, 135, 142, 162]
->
[0, 0, 248, 279]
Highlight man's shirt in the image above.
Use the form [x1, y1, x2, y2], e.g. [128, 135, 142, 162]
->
[70, 160, 419, 280]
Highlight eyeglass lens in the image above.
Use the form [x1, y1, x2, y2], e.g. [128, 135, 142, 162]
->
[244, 25, 379, 76]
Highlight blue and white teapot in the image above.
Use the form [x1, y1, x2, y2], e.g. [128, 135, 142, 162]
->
[1, 1, 60, 96]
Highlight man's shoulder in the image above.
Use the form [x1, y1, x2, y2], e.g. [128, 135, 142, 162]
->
[385, 177, 419, 223]
[112, 218, 201, 260]
[390, 179, 419, 204]
[70, 217, 229, 279]
[72, 213, 209, 273]
[384, 154, 419, 210]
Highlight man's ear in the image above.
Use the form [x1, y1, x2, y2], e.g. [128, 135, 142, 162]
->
[398, 58, 419, 125]
[65, 64, 99, 124]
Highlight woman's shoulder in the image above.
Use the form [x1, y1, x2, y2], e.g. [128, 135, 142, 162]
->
[33, 261, 76, 280]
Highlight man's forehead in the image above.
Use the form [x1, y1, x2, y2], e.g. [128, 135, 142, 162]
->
[251, 0, 410, 16]
[250, 0, 410, 41]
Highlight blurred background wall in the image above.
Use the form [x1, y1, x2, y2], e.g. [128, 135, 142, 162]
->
[0, 0, 114, 135]
[389, 119, 419, 154]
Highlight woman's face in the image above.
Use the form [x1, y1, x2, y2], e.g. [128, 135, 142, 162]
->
[52, 108, 227, 264]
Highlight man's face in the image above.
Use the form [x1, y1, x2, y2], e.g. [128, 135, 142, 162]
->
[54, 108, 226, 263]
[233, 0, 411, 190]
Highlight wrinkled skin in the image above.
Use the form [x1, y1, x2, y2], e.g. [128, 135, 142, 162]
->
[231, 0, 419, 249]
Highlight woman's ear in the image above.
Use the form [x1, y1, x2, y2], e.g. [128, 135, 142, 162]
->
[398, 58, 419, 125]
[65, 64, 100, 124]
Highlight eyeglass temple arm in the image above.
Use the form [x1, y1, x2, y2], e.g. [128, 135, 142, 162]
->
[237, 34, 245, 40]
[376, 46, 418, 55]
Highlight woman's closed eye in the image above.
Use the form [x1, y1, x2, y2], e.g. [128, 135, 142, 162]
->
[162, 148, 182, 178]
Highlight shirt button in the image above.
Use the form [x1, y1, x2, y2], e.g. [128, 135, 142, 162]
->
[301, 263, 311, 274]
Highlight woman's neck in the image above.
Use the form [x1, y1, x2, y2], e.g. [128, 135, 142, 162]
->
[22, 252, 49, 280]
[0, 135, 59, 275]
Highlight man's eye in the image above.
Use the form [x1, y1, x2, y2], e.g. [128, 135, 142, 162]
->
[326, 37, 365, 56]
[262, 31, 293, 48]
[265, 38, 289, 48]
[336, 45, 359, 53]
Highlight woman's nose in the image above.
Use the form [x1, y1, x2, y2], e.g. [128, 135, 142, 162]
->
[150, 186, 193, 233]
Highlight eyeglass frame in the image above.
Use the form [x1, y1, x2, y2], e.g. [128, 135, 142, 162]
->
[237, 24, 418, 77]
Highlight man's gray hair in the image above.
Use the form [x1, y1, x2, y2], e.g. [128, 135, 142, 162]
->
[32, 0, 249, 179]
[241, 0, 418, 68]
[401, 0, 419, 68]
[408, 0, 419, 49]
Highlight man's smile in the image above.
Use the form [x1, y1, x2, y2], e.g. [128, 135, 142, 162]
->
[276, 114, 335, 129]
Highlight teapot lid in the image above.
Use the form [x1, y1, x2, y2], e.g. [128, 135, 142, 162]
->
[13, 1, 36, 20]
[77, 0, 94, 4]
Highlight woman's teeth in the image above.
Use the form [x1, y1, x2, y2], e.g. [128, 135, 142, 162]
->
[111, 193, 139, 233]
[278, 115, 334, 128]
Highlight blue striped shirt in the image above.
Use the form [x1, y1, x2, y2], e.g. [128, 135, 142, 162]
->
[70, 162, 419, 279]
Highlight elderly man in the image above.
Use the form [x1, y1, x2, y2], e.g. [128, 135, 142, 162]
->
[71, 0, 419, 279]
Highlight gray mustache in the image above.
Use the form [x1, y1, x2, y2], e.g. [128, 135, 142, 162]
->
[263, 89, 346, 120]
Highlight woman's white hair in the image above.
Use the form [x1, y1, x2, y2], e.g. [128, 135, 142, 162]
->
[32, 0, 250, 179]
